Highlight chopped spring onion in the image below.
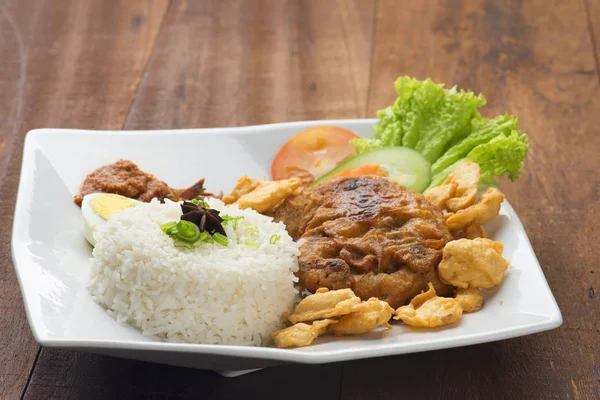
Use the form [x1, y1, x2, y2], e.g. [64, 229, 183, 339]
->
[203, 200, 211, 209]
[222, 215, 244, 230]
[174, 241, 194, 250]
[213, 233, 229, 246]
[199, 231, 214, 244]
[172, 220, 201, 243]
[190, 199, 200, 205]
[269, 234, 281, 244]
[245, 239, 259, 248]
[160, 221, 177, 233]
[161, 212, 232, 248]
[244, 223, 259, 235]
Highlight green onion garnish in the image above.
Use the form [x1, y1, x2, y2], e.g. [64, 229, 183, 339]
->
[222, 215, 244, 230]
[203, 200, 211, 209]
[199, 231, 214, 244]
[173, 220, 200, 243]
[190, 199, 200, 205]
[269, 234, 281, 244]
[174, 241, 194, 250]
[213, 233, 229, 246]
[245, 239, 259, 248]
[160, 221, 177, 233]
[244, 224, 259, 235]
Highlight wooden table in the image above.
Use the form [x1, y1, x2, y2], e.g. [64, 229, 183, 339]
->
[1, 0, 599, 398]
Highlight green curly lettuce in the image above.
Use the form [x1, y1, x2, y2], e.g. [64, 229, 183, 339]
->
[352, 77, 529, 190]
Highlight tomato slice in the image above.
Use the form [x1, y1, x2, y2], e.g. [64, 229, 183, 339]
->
[271, 126, 359, 182]
[328, 164, 387, 181]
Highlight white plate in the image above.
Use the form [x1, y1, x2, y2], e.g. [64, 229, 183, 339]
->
[12, 120, 562, 372]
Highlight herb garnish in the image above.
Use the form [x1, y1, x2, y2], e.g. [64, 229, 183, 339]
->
[160, 201, 229, 248]
[269, 234, 281, 244]
[222, 215, 244, 230]
[180, 201, 226, 236]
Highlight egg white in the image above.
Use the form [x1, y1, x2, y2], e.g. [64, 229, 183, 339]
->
[81, 193, 140, 246]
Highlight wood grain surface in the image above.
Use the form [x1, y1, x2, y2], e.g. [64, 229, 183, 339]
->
[0, 1, 170, 398]
[1, 0, 599, 399]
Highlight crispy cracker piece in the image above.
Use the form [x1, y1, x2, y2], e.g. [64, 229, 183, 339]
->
[453, 223, 486, 240]
[330, 298, 395, 336]
[226, 177, 301, 214]
[394, 283, 463, 328]
[222, 176, 262, 204]
[438, 238, 509, 289]
[424, 183, 457, 209]
[445, 188, 505, 231]
[455, 288, 484, 313]
[271, 319, 337, 348]
[286, 288, 361, 324]
[443, 161, 481, 212]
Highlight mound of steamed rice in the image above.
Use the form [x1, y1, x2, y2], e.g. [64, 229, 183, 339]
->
[88, 198, 300, 346]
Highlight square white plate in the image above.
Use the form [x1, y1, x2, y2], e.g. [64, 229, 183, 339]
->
[12, 120, 562, 372]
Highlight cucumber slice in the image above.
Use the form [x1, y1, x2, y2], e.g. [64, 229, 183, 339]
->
[310, 146, 431, 193]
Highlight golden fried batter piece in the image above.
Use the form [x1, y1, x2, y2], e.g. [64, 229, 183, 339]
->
[453, 223, 486, 240]
[463, 223, 486, 239]
[455, 288, 484, 313]
[394, 283, 463, 328]
[438, 238, 509, 289]
[271, 319, 337, 348]
[424, 162, 502, 240]
[285, 288, 361, 324]
[222, 176, 262, 204]
[443, 161, 481, 212]
[407, 282, 436, 308]
[330, 298, 395, 336]
[223, 176, 302, 214]
[274, 176, 454, 308]
[445, 188, 505, 231]
[423, 183, 457, 209]
[395, 297, 463, 328]
[274, 288, 398, 347]
[423, 162, 502, 238]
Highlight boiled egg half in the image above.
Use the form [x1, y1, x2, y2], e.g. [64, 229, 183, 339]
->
[81, 193, 140, 246]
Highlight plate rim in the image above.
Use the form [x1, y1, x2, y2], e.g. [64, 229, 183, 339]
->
[23, 118, 380, 137]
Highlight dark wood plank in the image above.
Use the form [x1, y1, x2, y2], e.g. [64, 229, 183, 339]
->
[23, 0, 376, 398]
[344, 0, 600, 398]
[587, 0, 600, 80]
[23, 351, 342, 400]
[124, 0, 375, 129]
[0, 0, 169, 398]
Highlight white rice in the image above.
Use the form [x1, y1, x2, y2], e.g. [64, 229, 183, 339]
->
[88, 198, 300, 346]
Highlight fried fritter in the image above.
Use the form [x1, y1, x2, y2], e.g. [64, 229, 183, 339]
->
[463, 223, 486, 239]
[443, 161, 480, 212]
[438, 238, 509, 289]
[330, 298, 394, 336]
[394, 283, 463, 328]
[445, 188, 505, 231]
[424, 162, 503, 240]
[274, 176, 454, 308]
[222, 176, 262, 204]
[423, 183, 457, 209]
[223, 176, 302, 214]
[453, 222, 487, 240]
[406, 282, 437, 307]
[423, 161, 480, 212]
[455, 288, 484, 313]
[271, 319, 337, 348]
[285, 288, 361, 324]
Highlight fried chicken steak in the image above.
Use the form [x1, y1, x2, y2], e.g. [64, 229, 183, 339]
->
[274, 175, 453, 308]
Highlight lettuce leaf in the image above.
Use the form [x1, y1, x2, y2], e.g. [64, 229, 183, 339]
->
[353, 76, 529, 190]
[428, 132, 529, 187]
